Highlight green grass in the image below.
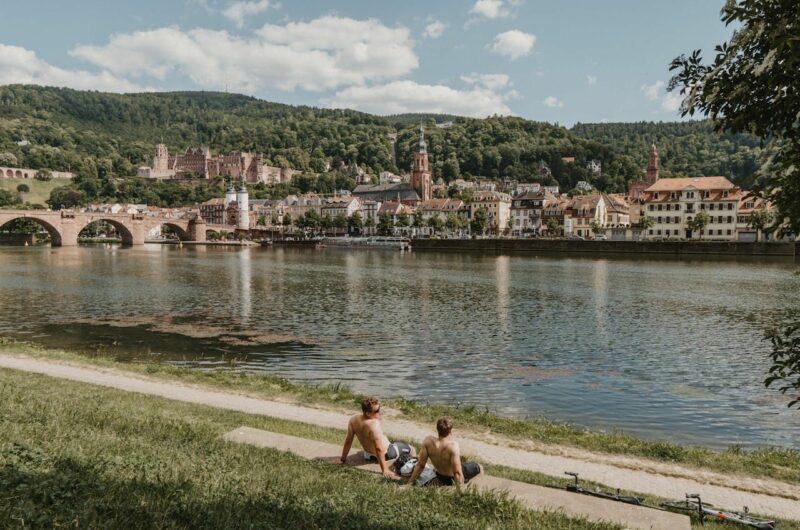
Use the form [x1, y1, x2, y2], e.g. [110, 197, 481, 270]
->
[0, 178, 65, 206]
[0, 368, 618, 530]
[3, 337, 800, 486]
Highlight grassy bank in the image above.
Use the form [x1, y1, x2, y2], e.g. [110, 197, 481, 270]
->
[2, 338, 800, 486]
[0, 368, 617, 530]
[0, 178, 64, 206]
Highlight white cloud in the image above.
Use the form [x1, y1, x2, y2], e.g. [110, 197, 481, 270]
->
[587, 75, 597, 85]
[222, 0, 271, 29]
[460, 73, 511, 91]
[490, 30, 535, 60]
[0, 43, 146, 92]
[70, 17, 418, 93]
[324, 80, 511, 118]
[422, 20, 445, 39]
[543, 96, 563, 108]
[641, 80, 682, 113]
[471, 0, 508, 18]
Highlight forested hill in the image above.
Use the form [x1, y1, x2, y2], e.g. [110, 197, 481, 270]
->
[0, 85, 761, 198]
[571, 121, 763, 188]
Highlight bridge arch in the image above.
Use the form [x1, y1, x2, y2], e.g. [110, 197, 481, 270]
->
[0, 215, 63, 246]
[160, 222, 191, 241]
[77, 218, 135, 245]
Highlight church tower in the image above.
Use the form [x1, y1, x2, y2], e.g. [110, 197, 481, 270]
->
[645, 143, 660, 185]
[410, 126, 431, 202]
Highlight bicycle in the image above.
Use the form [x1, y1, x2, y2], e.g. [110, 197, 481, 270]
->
[660, 493, 776, 529]
[548, 471, 645, 506]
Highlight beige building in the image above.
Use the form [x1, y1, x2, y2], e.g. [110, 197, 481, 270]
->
[642, 176, 741, 240]
[469, 190, 512, 235]
[564, 194, 608, 238]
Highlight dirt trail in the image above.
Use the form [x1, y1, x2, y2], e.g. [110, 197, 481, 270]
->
[1, 354, 798, 520]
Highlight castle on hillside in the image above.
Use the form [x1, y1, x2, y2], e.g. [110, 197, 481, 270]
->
[138, 144, 299, 185]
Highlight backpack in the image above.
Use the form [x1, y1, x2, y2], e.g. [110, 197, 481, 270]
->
[392, 450, 414, 475]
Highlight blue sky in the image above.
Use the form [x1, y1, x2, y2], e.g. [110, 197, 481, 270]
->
[0, 0, 733, 125]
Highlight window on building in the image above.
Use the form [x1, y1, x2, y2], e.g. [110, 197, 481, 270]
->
[703, 191, 710, 198]
[727, 229, 732, 235]
[649, 204, 654, 211]
[657, 230, 662, 235]
[674, 216, 680, 223]
[653, 192, 660, 199]
[649, 229, 653, 235]
[657, 216, 662, 223]
[657, 204, 663, 211]
[675, 204, 681, 211]
[700, 204, 706, 210]
[728, 203, 733, 210]
[722, 190, 729, 198]
[727, 216, 733, 224]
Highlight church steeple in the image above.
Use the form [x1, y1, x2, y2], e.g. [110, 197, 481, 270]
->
[411, 125, 431, 202]
[417, 125, 427, 154]
[646, 143, 659, 185]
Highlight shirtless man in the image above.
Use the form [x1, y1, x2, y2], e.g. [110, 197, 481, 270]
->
[408, 416, 482, 487]
[339, 397, 414, 479]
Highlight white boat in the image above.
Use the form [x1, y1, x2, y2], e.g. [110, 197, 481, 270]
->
[323, 236, 411, 250]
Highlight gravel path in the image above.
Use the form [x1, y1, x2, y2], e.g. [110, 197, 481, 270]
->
[1, 354, 798, 520]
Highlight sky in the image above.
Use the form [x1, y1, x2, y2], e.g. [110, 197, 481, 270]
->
[0, 0, 734, 125]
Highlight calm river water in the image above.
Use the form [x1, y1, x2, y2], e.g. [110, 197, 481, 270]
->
[1, 244, 798, 449]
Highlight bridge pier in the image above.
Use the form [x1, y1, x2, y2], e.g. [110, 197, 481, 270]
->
[187, 218, 207, 243]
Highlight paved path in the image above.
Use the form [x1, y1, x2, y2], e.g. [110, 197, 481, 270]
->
[224, 426, 690, 530]
[1, 354, 798, 520]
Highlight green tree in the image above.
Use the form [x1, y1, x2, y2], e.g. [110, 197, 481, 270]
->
[347, 212, 363, 235]
[377, 213, 393, 236]
[47, 186, 87, 210]
[546, 217, 560, 236]
[16, 184, 30, 193]
[271, 214, 279, 226]
[669, 0, 800, 236]
[333, 213, 348, 231]
[397, 212, 411, 228]
[589, 219, 603, 235]
[0, 189, 17, 207]
[445, 212, 460, 233]
[413, 210, 425, 228]
[687, 210, 710, 240]
[470, 207, 489, 236]
[748, 207, 774, 242]
[427, 213, 444, 234]
[636, 216, 655, 231]
[364, 215, 375, 232]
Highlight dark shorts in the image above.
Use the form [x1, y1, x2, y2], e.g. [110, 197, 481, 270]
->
[434, 462, 482, 486]
[365, 441, 412, 462]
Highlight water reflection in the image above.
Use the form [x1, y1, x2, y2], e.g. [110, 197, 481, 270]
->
[0, 244, 798, 449]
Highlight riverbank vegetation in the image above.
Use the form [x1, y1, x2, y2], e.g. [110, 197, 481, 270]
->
[2, 339, 799, 486]
[0, 367, 618, 530]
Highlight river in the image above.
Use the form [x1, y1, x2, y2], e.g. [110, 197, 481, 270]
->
[1, 244, 798, 449]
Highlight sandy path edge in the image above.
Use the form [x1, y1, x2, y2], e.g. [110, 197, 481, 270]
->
[1, 353, 798, 520]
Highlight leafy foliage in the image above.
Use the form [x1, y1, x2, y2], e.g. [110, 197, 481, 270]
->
[571, 121, 762, 188]
[668, 0, 800, 235]
[765, 321, 800, 409]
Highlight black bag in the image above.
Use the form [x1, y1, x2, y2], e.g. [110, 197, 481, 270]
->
[392, 449, 413, 475]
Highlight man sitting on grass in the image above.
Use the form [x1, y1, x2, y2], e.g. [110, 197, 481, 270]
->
[339, 396, 415, 479]
[408, 416, 482, 487]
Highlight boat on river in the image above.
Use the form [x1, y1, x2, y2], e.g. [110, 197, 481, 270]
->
[322, 236, 411, 250]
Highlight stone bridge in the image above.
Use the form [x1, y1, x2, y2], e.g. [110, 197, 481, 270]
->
[0, 209, 207, 246]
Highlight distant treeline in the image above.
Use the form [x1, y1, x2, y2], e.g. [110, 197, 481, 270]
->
[0, 85, 764, 209]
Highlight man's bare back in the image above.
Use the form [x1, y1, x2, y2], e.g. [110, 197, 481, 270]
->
[409, 417, 482, 487]
[339, 397, 414, 479]
[347, 413, 391, 459]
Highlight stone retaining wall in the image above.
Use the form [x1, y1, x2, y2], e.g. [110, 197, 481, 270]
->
[411, 238, 797, 257]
